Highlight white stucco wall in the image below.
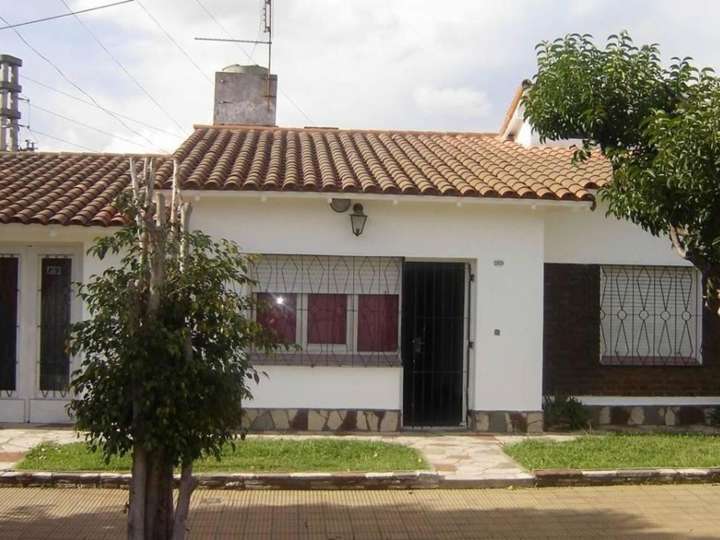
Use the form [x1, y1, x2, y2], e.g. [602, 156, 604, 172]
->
[3, 191, 689, 425]
[246, 366, 402, 409]
[190, 193, 548, 414]
[544, 200, 685, 266]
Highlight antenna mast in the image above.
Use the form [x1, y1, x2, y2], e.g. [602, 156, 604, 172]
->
[195, 0, 274, 110]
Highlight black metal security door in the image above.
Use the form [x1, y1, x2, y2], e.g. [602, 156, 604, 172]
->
[402, 262, 466, 427]
[39, 258, 72, 393]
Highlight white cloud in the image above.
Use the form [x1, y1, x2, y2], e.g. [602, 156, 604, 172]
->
[413, 86, 492, 120]
[3, 0, 720, 152]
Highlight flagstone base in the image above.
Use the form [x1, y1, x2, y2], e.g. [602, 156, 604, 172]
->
[467, 410, 544, 433]
[241, 408, 401, 432]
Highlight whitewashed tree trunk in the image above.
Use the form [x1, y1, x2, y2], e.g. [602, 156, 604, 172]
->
[127, 158, 194, 540]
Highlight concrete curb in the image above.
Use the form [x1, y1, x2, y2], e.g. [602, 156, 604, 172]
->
[534, 467, 720, 487]
[1, 468, 718, 490]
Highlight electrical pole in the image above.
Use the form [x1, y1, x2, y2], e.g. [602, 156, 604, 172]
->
[0, 54, 22, 151]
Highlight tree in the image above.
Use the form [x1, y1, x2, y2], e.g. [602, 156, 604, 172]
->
[68, 158, 279, 539]
[523, 32, 720, 312]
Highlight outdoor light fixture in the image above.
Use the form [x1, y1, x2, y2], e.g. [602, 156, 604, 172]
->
[350, 203, 367, 236]
[329, 198, 352, 213]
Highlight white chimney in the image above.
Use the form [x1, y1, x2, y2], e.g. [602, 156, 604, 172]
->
[213, 64, 277, 126]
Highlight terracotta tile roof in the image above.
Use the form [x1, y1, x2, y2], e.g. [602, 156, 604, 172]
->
[0, 152, 167, 226]
[0, 125, 611, 227]
[155, 125, 610, 200]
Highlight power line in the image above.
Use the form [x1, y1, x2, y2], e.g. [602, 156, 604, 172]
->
[0, 0, 134, 31]
[0, 13, 163, 151]
[28, 127, 99, 152]
[23, 75, 184, 138]
[191, 0, 314, 124]
[134, 0, 211, 84]
[32, 103, 151, 149]
[59, 0, 184, 132]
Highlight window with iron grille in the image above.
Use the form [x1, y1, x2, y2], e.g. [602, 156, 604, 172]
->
[0, 255, 19, 393]
[250, 255, 402, 366]
[599, 265, 703, 366]
[39, 257, 73, 393]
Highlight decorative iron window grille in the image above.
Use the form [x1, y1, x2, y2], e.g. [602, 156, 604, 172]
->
[38, 256, 73, 396]
[249, 254, 402, 367]
[0, 254, 19, 395]
[599, 265, 703, 366]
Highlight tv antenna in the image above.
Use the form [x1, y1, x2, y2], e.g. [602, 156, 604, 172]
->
[195, 0, 273, 109]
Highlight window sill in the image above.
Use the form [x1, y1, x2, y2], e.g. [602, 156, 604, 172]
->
[249, 352, 401, 367]
[600, 355, 702, 367]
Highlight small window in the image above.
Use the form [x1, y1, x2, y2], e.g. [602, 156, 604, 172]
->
[600, 265, 702, 366]
[357, 294, 399, 352]
[257, 293, 297, 344]
[307, 294, 347, 345]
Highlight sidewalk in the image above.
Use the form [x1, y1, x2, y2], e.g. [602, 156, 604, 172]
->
[3, 485, 720, 539]
[2, 426, 719, 490]
[0, 425, 78, 470]
[0, 425, 541, 481]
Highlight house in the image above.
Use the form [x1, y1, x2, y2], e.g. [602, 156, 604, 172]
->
[1, 64, 718, 431]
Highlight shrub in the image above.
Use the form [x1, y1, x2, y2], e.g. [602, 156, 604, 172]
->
[709, 406, 720, 427]
[543, 394, 591, 431]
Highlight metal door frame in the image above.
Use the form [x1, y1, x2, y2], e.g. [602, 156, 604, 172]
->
[400, 259, 472, 429]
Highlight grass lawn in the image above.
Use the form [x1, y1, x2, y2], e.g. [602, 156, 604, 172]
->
[504, 433, 720, 470]
[16, 438, 428, 473]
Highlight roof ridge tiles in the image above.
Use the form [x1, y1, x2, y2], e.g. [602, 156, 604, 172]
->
[192, 123, 499, 138]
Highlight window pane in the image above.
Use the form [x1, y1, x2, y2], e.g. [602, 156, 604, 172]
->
[0, 257, 18, 391]
[40, 258, 72, 391]
[600, 265, 701, 365]
[257, 293, 297, 344]
[358, 294, 399, 352]
[307, 294, 347, 345]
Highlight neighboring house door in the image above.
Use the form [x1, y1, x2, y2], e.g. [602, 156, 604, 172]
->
[0, 256, 19, 402]
[0, 247, 78, 423]
[402, 262, 466, 427]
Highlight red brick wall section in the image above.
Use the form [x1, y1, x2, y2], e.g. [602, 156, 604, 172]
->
[543, 263, 720, 396]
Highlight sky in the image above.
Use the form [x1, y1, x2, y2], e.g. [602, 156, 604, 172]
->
[1, 0, 719, 154]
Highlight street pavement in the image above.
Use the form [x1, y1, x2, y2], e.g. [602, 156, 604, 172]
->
[2, 484, 720, 539]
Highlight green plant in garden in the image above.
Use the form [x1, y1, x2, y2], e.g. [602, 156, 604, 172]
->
[18, 439, 429, 473]
[543, 394, 591, 431]
[709, 407, 720, 427]
[505, 433, 720, 470]
[68, 158, 280, 540]
[523, 32, 720, 312]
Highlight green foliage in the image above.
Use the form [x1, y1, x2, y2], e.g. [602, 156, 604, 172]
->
[709, 407, 720, 427]
[543, 394, 591, 431]
[17, 439, 429, 473]
[523, 32, 720, 303]
[68, 197, 280, 469]
[504, 433, 720, 470]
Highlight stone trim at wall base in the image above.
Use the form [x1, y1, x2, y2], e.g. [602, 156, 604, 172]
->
[467, 410, 543, 433]
[588, 404, 718, 427]
[242, 408, 400, 432]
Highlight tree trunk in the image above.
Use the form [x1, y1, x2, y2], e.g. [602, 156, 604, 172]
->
[128, 443, 147, 540]
[144, 451, 175, 540]
[172, 462, 197, 540]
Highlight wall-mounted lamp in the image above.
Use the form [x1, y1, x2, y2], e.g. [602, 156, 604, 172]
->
[350, 203, 367, 236]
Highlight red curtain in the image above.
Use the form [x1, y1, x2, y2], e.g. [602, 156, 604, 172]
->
[358, 294, 398, 352]
[257, 293, 297, 344]
[308, 294, 347, 344]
